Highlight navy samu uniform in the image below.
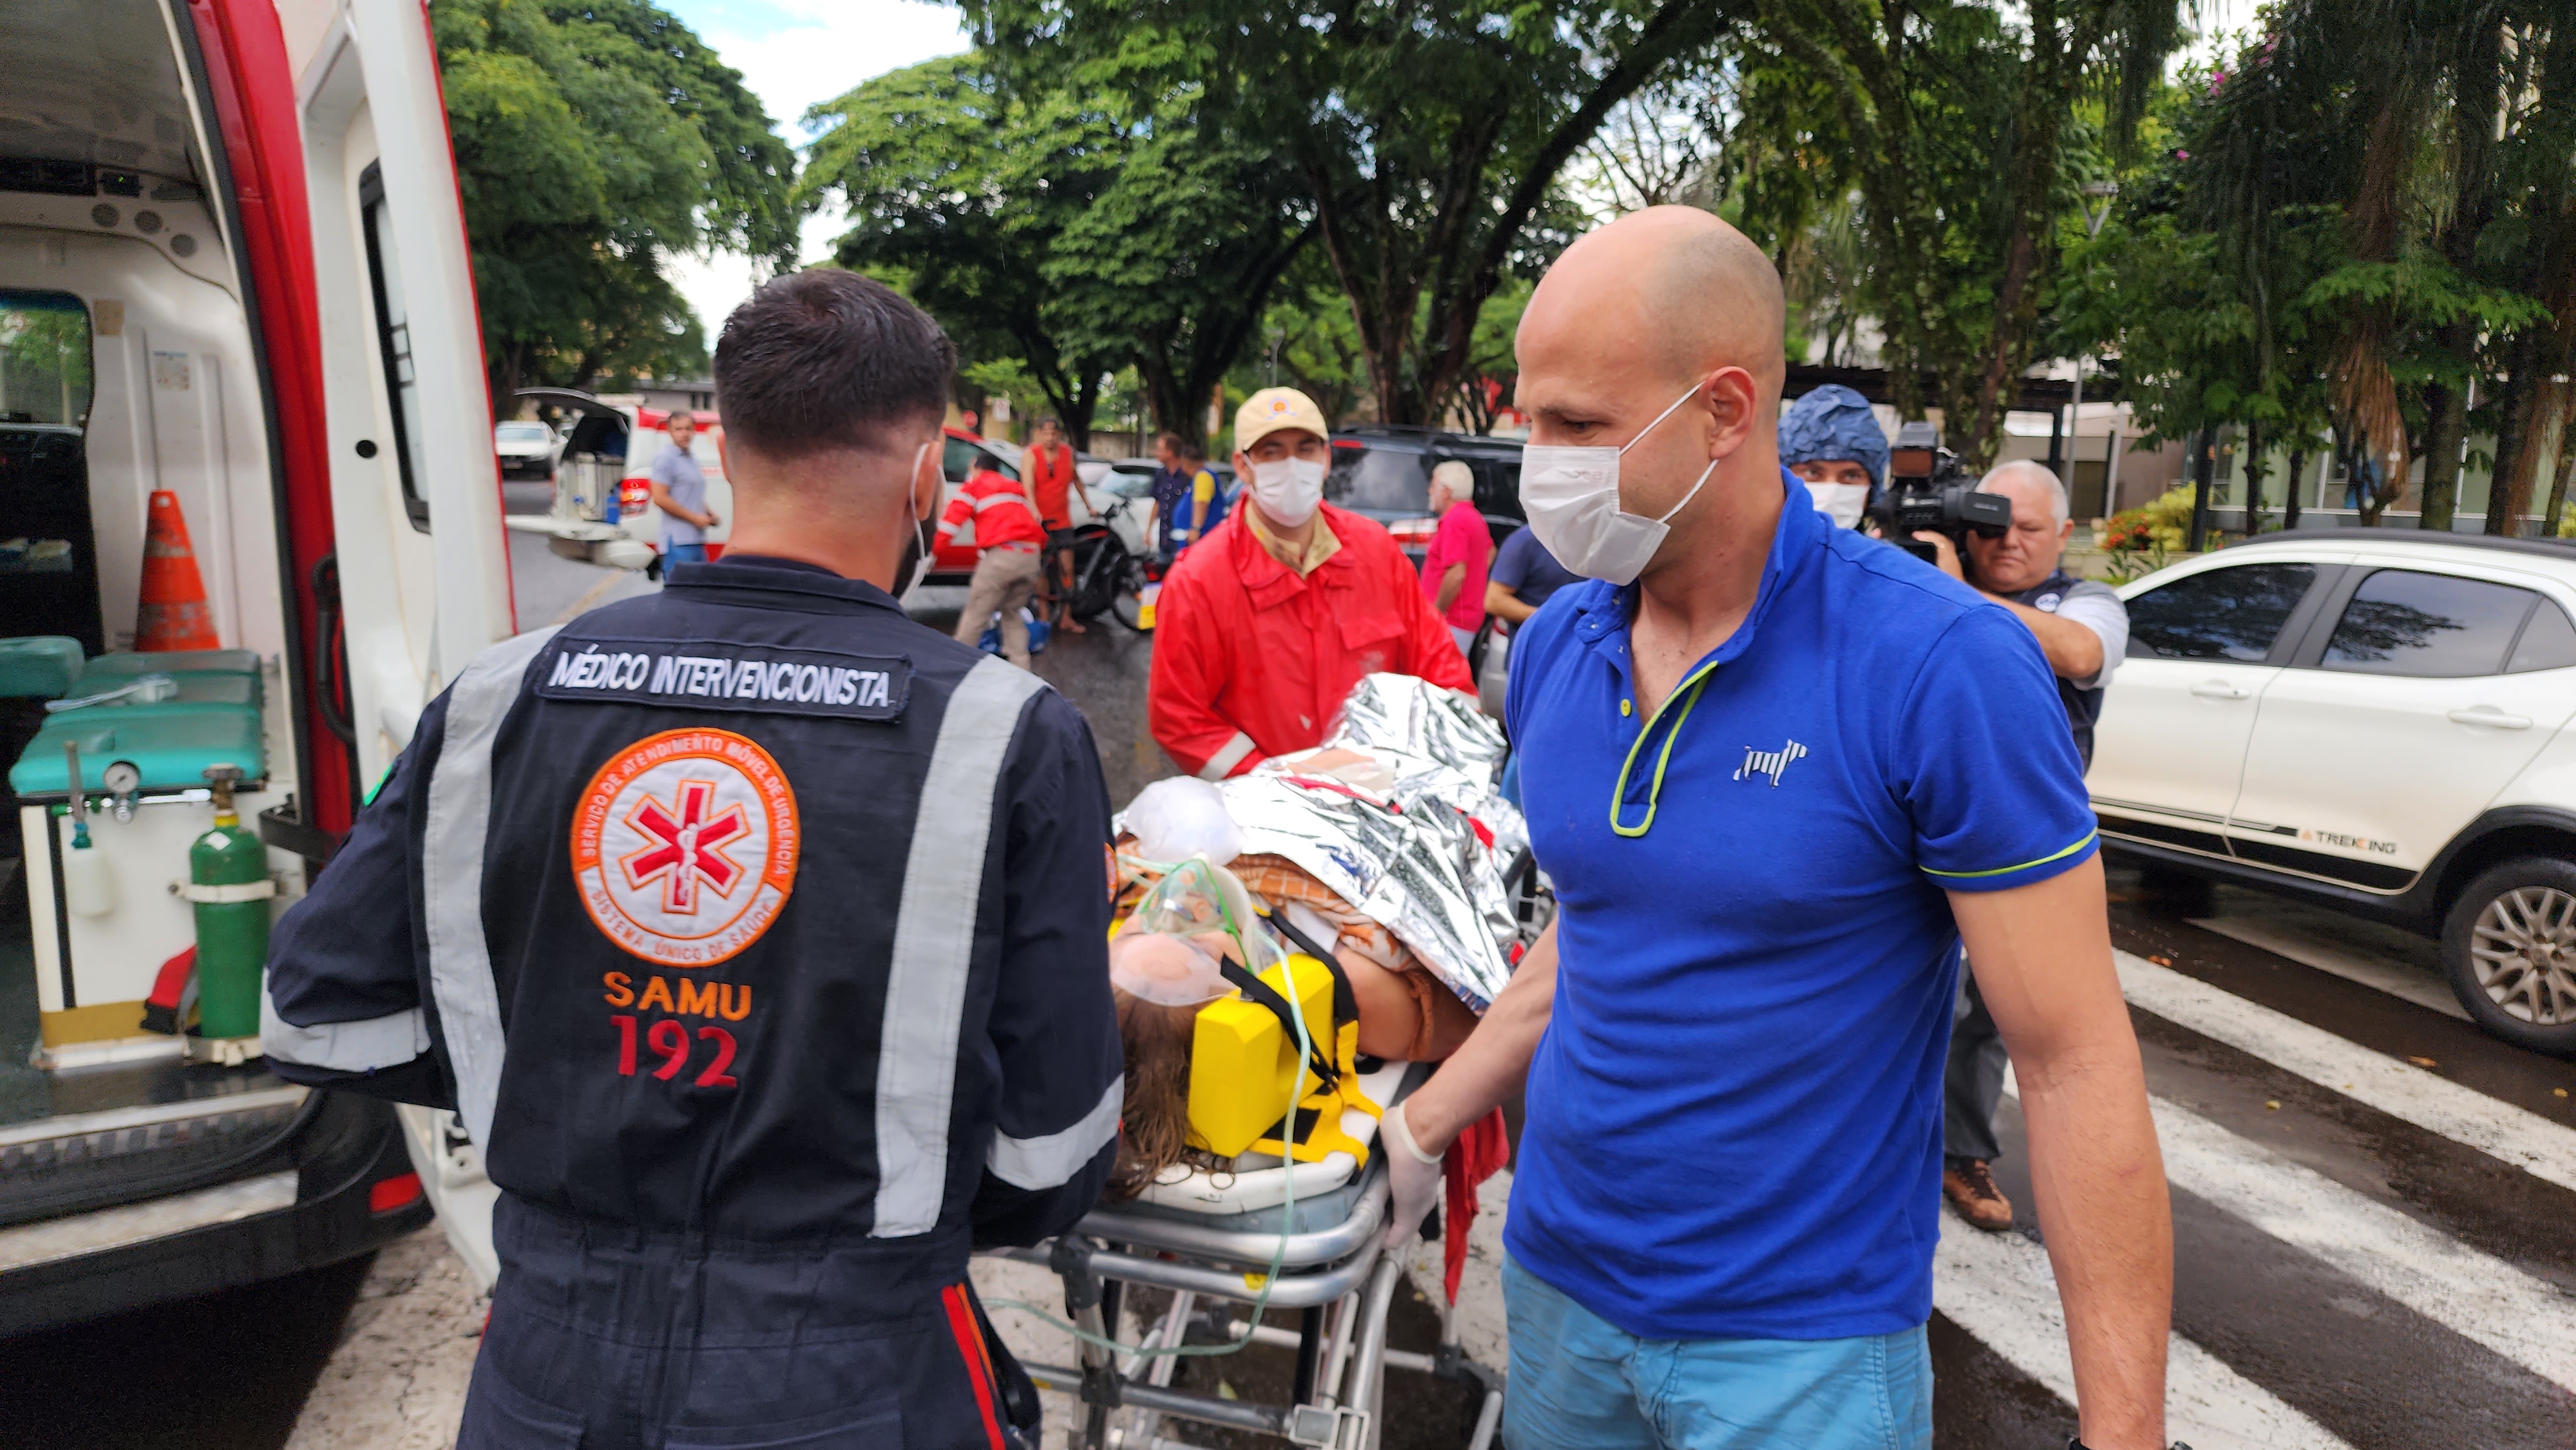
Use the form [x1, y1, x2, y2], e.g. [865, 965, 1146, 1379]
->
[264, 556, 1122, 1449]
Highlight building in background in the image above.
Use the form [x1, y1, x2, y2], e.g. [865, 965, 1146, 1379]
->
[634, 376, 715, 417]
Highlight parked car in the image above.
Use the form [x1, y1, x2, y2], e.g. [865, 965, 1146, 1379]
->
[1325, 426, 1525, 556]
[498, 391, 721, 574]
[1084, 454, 1235, 558]
[495, 419, 561, 480]
[1079, 456, 1162, 560]
[2090, 529, 2576, 1055]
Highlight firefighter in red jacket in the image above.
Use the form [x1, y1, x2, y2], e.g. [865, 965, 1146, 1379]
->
[1150, 387, 1473, 778]
[936, 460, 1048, 667]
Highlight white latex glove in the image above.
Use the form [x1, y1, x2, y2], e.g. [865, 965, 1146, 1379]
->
[1380, 1099, 1445, 1248]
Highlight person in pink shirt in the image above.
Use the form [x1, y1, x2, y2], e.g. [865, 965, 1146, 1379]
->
[1421, 460, 1493, 654]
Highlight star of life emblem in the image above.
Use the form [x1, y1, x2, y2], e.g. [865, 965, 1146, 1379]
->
[573, 729, 799, 966]
[624, 778, 748, 914]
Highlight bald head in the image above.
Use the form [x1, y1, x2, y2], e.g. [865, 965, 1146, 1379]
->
[1522, 207, 1786, 403]
[1512, 209, 1793, 588]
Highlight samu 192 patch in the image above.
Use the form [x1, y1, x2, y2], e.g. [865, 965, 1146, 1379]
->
[572, 729, 799, 967]
[539, 636, 909, 720]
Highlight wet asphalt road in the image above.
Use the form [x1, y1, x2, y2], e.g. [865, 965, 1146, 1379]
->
[7, 538, 2573, 1447]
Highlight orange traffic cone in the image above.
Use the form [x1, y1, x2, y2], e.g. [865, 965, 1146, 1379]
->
[136, 490, 220, 652]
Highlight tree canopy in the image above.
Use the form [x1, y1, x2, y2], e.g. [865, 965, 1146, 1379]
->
[965, 0, 1734, 428]
[2066, 0, 2572, 532]
[799, 54, 1309, 449]
[431, 0, 797, 403]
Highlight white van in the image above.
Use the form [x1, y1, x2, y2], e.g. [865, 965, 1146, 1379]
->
[504, 387, 731, 574]
[0, 0, 515, 1328]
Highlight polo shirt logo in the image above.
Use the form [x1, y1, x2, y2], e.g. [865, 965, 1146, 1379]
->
[1733, 739, 1809, 787]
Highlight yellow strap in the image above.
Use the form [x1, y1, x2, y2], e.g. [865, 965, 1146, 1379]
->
[1251, 1021, 1377, 1164]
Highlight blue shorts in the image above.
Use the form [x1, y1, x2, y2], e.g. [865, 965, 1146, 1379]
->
[662, 542, 708, 565]
[1503, 1255, 1932, 1450]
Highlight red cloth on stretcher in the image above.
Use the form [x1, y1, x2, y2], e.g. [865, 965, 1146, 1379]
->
[1441, 1106, 1511, 1304]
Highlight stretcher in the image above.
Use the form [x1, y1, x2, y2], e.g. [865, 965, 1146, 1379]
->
[983, 1060, 1504, 1450]
[1003, 674, 1542, 1448]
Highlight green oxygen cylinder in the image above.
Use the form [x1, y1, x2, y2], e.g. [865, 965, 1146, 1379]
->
[188, 766, 274, 1044]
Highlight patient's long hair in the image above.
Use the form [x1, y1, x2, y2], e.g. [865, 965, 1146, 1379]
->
[1109, 989, 1205, 1200]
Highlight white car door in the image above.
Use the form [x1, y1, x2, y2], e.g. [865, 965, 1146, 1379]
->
[2090, 556, 2342, 854]
[289, 0, 516, 1292]
[2226, 563, 2576, 891]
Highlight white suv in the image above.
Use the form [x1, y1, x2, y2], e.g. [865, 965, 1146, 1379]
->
[2092, 531, 2576, 1056]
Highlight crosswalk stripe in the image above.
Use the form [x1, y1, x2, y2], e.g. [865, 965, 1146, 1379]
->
[1997, 1066, 2576, 1393]
[2146, 1097, 2576, 1393]
[2185, 914, 2468, 1020]
[2116, 950, 2576, 1193]
[1933, 1216, 2353, 1449]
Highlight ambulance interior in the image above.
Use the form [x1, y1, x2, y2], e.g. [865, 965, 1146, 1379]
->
[0, 3, 316, 1153]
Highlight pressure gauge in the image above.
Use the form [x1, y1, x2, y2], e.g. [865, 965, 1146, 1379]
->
[102, 760, 141, 821]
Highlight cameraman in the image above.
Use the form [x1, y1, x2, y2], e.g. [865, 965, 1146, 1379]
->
[1915, 459, 2128, 1232]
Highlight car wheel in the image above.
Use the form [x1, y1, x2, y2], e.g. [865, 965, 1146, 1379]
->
[2442, 857, 2576, 1058]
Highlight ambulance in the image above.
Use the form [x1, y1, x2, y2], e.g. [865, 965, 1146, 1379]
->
[0, 0, 518, 1326]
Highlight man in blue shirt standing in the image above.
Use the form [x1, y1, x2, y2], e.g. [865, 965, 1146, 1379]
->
[1375, 207, 2173, 1450]
[649, 411, 718, 565]
[1484, 522, 1582, 623]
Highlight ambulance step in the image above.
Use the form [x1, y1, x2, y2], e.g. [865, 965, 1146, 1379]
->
[0, 1084, 308, 1229]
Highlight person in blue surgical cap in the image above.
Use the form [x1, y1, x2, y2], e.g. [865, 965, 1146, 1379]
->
[1779, 384, 1887, 529]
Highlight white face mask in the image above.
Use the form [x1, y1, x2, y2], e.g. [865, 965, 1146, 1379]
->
[1804, 481, 1870, 529]
[1250, 454, 1327, 529]
[1517, 382, 1718, 585]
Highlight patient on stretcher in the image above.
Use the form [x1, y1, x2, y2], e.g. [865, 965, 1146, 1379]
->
[1105, 851, 1480, 1200]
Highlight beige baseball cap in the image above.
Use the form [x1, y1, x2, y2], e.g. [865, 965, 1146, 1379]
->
[1234, 387, 1330, 453]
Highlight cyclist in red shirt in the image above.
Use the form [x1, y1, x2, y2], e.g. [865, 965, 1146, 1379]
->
[1022, 417, 1094, 634]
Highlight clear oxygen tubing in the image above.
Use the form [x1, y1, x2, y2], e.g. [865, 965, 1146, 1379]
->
[987, 854, 1318, 1360]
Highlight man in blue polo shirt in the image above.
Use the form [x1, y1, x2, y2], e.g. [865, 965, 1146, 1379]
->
[1375, 208, 2173, 1450]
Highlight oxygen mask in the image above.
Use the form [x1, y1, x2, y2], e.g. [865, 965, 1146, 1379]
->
[1108, 854, 1281, 1006]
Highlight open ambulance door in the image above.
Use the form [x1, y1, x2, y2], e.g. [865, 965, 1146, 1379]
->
[281, 0, 515, 1289]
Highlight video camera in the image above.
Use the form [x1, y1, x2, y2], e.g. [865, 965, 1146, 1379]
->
[1870, 422, 2013, 564]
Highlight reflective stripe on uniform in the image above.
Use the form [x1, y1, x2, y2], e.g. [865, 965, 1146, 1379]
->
[1199, 730, 1257, 780]
[873, 656, 1050, 1237]
[989, 1077, 1121, 1190]
[970, 490, 1029, 513]
[422, 626, 561, 1149]
[260, 986, 430, 1072]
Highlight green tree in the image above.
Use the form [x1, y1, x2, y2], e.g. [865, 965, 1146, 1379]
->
[433, 0, 796, 401]
[1240, 268, 1372, 431]
[1734, 0, 2183, 467]
[1041, 97, 1313, 449]
[799, 57, 1119, 444]
[800, 55, 1308, 449]
[970, 0, 1739, 427]
[2084, 6, 2564, 532]
[0, 303, 93, 424]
